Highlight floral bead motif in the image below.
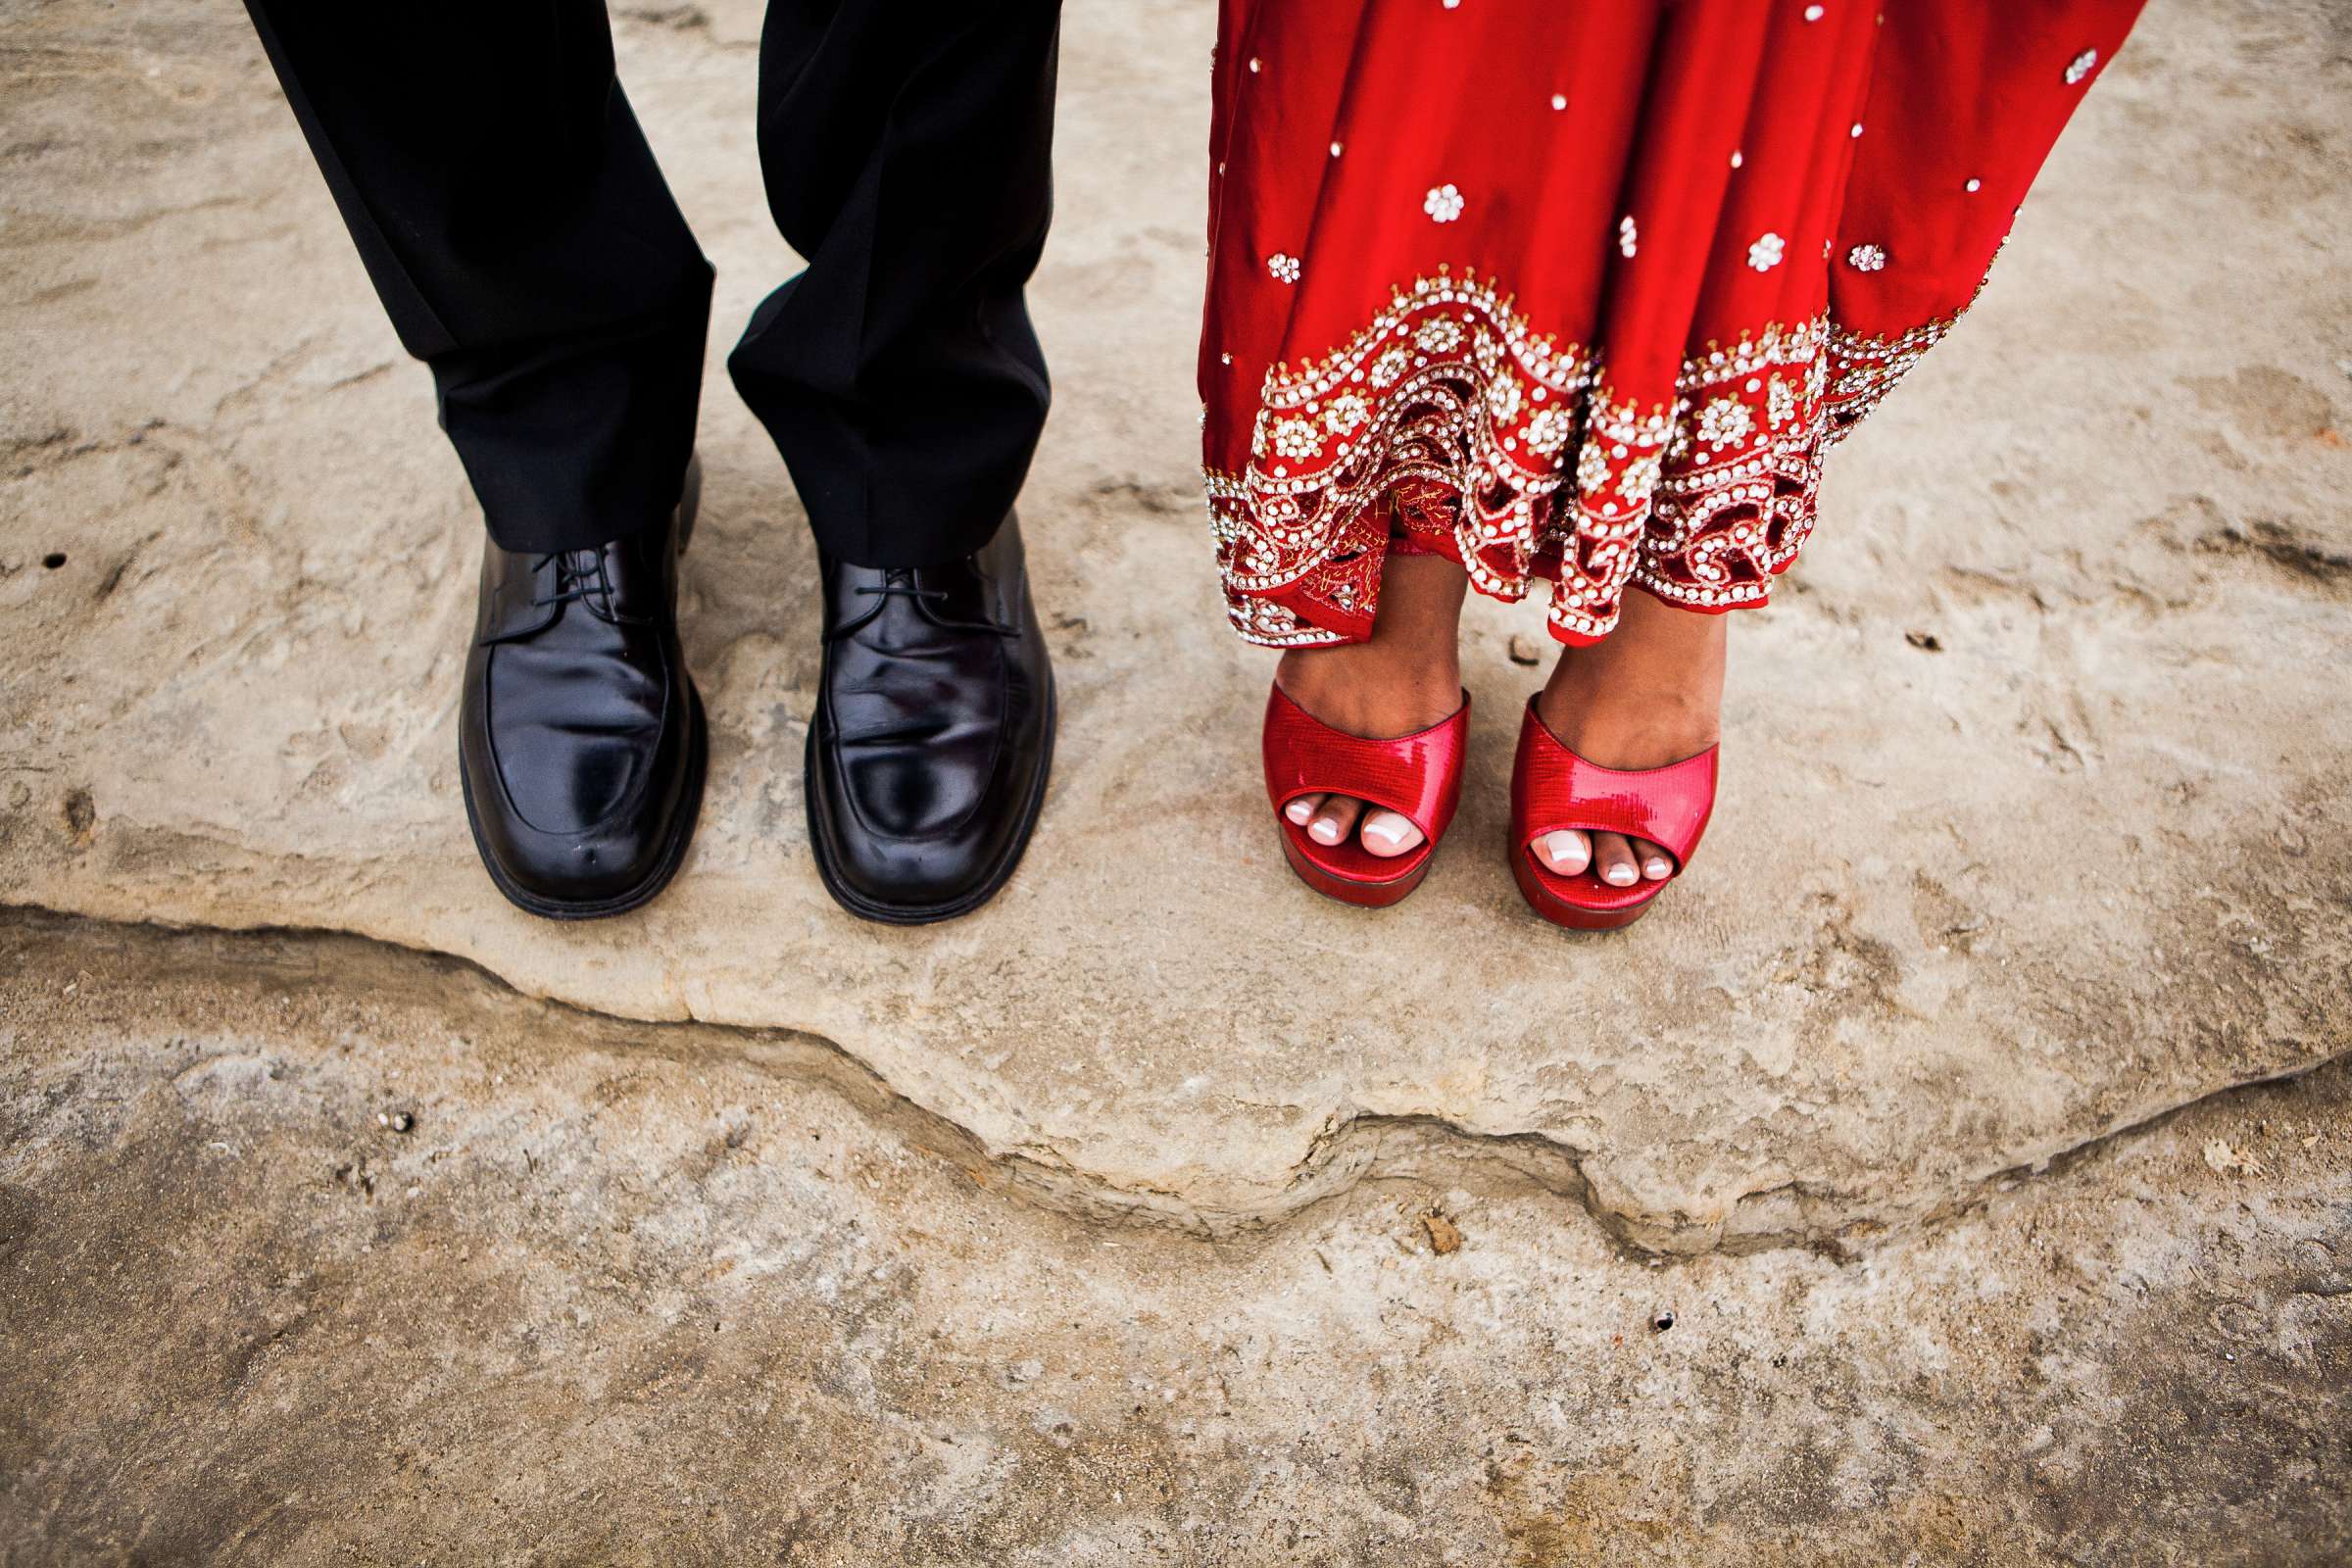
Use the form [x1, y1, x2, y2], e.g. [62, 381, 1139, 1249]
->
[2064, 48, 2098, 83]
[1695, 396, 1753, 448]
[1618, 216, 1639, 258]
[1574, 442, 1611, 497]
[1747, 232, 1786, 271]
[1620, 455, 1661, 508]
[1847, 243, 1887, 271]
[1271, 417, 1321, 459]
[1523, 406, 1574, 457]
[1267, 252, 1302, 283]
[1415, 317, 1465, 354]
[1423, 184, 1466, 223]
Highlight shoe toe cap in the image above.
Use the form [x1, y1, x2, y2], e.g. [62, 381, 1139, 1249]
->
[810, 745, 1044, 919]
[488, 823, 674, 906]
[463, 687, 704, 916]
[815, 798, 1007, 914]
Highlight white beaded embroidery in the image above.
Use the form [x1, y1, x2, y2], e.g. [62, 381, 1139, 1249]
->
[1414, 317, 1465, 355]
[1747, 232, 1786, 271]
[1200, 275, 1870, 644]
[1576, 442, 1611, 495]
[1267, 252, 1301, 284]
[1207, 226, 2010, 643]
[2064, 48, 2097, 84]
[1847, 243, 1887, 271]
[1271, 417, 1320, 459]
[1695, 397, 1754, 448]
[1618, 216, 1639, 259]
[1423, 184, 1465, 223]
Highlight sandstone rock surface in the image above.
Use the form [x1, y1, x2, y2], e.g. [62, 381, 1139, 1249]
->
[2, 0, 2347, 1261]
[3, 912, 2346, 1562]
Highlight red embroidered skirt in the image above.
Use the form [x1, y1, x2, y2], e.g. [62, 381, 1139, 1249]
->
[1200, 0, 2146, 648]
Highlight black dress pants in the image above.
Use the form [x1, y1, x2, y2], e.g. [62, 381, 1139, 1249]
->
[244, 0, 1059, 565]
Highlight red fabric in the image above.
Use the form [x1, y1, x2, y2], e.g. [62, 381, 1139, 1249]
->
[1200, 0, 2146, 648]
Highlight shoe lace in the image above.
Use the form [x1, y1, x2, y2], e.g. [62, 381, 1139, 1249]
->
[529, 549, 611, 610]
[854, 567, 948, 606]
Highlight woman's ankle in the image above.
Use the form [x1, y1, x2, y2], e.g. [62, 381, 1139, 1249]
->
[1537, 594, 1726, 767]
[1277, 642, 1460, 738]
[1274, 557, 1467, 739]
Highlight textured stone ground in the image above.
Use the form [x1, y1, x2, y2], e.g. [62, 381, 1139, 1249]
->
[2, 0, 2348, 1559]
[2, 911, 2347, 1564]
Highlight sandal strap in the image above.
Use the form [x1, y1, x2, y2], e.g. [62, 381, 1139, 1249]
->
[1262, 684, 1470, 844]
[1510, 699, 1717, 869]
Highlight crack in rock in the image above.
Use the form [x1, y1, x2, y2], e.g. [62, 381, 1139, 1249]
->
[7, 905, 2341, 1261]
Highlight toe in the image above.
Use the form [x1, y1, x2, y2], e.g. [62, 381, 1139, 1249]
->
[1635, 838, 1675, 882]
[1358, 808, 1425, 858]
[1284, 793, 1323, 828]
[1534, 828, 1592, 876]
[1592, 832, 1642, 888]
[1309, 795, 1364, 848]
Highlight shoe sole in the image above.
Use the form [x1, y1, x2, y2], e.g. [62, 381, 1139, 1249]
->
[1509, 843, 1656, 931]
[1277, 829, 1431, 908]
[461, 684, 709, 922]
[805, 671, 1057, 926]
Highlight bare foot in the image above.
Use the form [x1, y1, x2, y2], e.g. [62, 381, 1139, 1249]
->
[1530, 589, 1726, 888]
[1274, 554, 1469, 858]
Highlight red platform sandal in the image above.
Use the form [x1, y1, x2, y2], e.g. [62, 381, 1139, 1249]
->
[1508, 697, 1717, 931]
[1261, 683, 1470, 908]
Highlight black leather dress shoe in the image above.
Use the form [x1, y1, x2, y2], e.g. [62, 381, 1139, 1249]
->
[807, 514, 1055, 924]
[459, 463, 707, 919]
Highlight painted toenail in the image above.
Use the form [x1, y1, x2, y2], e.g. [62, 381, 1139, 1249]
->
[1364, 819, 1403, 847]
[1310, 819, 1343, 844]
[1645, 858, 1670, 878]
[1286, 800, 1313, 824]
[1607, 865, 1636, 885]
